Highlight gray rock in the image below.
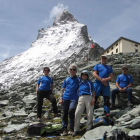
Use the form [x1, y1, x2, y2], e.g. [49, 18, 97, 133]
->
[13, 109, 28, 117]
[0, 100, 9, 106]
[116, 114, 132, 122]
[128, 129, 140, 136]
[28, 112, 36, 118]
[3, 123, 28, 133]
[77, 126, 112, 140]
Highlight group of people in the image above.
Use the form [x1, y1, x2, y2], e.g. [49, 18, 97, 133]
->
[36, 55, 133, 136]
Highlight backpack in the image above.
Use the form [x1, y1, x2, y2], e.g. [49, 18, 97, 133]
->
[27, 123, 47, 136]
[27, 123, 62, 136]
[93, 116, 114, 129]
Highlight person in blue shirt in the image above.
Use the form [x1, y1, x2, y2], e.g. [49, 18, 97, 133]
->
[72, 70, 95, 137]
[110, 66, 133, 109]
[93, 55, 113, 116]
[36, 67, 58, 121]
[59, 64, 80, 136]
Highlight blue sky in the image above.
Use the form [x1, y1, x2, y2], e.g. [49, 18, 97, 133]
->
[0, 0, 140, 62]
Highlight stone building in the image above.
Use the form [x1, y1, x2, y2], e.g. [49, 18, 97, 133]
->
[101, 37, 140, 56]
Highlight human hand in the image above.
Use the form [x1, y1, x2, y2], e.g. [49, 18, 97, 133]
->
[122, 87, 127, 92]
[101, 78, 108, 86]
[91, 98, 95, 106]
[119, 88, 124, 92]
[59, 99, 63, 105]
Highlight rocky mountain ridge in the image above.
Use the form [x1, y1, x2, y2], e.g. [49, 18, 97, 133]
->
[0, 10, 103, 92]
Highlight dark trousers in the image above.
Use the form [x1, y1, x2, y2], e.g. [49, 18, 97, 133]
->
[111, 88, 132, 104]
[37, 90, 58, 118]
[62, 100, 78, 131]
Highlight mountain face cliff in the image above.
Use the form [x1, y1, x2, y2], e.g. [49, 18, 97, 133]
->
[0, 10, 103, 91]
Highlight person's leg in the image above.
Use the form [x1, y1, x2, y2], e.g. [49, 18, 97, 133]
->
[46, 92, 58, 113]
[94, 96, 99, 109]
[103, 96, 110, 115]
[101, 85, 111, 114]
[111, 88, 120, 105]
[85, 96, 93, 131]
[93, 82, 102, 110]
[37, 90, 44, 118]
[126, 87, 132, 102]
[62, 100, 70, 132]
[74, 96, 85, 132]
[69, 100, 78, 131]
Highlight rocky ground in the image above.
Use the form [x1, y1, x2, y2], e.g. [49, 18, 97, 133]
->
[0, 52, 140, 140]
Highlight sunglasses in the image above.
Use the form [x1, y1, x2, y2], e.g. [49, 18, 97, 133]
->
[44, 69, 50, 72]
[102, 57, 107, 60]
[122, 69, 128, 70]
[82, 73, 88, 76]
[70, 69, 76, 71]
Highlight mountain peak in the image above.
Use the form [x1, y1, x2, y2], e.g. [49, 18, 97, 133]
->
[53, 10, 78, 26]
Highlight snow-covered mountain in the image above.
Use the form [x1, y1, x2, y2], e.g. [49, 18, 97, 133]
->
[0, 11, 103, 90]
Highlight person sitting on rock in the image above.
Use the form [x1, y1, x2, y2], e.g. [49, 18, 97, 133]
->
[36, 67, 59, 121]
[110, 66, 133, 109]
[59, 64, 81, 136]
[93, 55, 113, 116]
[73, 70, 95, 137]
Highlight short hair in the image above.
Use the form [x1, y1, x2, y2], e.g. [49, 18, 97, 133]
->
[43, 67, 50, 72]
[68, 64, 78, 73]
[122, 66, 128, 70]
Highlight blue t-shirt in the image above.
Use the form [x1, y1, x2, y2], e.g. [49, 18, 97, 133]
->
[79, 80, 94, 96]
[62, 76, 81, 100]
[37, 76, 53, 91]
[116, 74, 133, 88]
[93, 64, 113, 83]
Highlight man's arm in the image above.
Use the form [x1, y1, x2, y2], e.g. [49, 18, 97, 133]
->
[36, 85, 39, 92]
[116, 82, 124, 92]
[123, 83, 132, 91]
[91, 91, 95, 106]
[102, 73, 113, 82]
[59, 88, 65, 105]
[51, 84, 54, 91]
[93, 71, 102, 81]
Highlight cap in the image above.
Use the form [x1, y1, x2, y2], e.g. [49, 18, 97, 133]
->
[100, 55, 107, 58]
[81, 70, 89, 76]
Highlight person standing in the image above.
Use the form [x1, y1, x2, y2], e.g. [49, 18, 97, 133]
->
[110, 66, 133, 109]
[59, 64, 80, 136]
[36, 67, 58, 121]
[93, 55, 113, 116]
[73, 70, 95, 136]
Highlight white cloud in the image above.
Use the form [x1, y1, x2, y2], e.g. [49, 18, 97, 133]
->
[1, 52, 9, 59]
[44, 3, 68, 23]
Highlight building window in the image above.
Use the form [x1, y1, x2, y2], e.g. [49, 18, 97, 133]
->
[107, 50, 109, 53]
[135, 44, 138, 47]
[111, 47, 113, 50]
[116, 43, 118, 46]
[135, 49, 138, 53]
[116, 48, 118, 53]
[111, 52, 113, 55]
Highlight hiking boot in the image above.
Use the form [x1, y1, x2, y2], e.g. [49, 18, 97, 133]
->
[72, 131, 80, 137]
[110, 104, 116, 110]
[69, 129, 74, 135]
[127, 102, 133, 107]
[62, 128, 68, 136]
